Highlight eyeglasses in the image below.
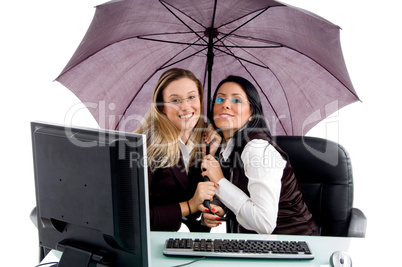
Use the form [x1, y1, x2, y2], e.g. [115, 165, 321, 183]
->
[164, 95, 200, 105]
[214, 96, 248, 104]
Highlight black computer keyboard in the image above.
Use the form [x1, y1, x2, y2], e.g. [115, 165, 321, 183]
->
[163, 238, 314, 260]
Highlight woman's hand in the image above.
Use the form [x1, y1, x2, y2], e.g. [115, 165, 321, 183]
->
[188, 181, 217, 212]
[201, 154, 225, 184]
[202, 124, 222, 156]
[201, 204, 225, 228]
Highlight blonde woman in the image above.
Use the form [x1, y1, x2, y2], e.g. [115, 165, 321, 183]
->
[136, 68, 219, 232]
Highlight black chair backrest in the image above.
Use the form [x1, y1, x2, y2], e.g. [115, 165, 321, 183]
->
[273, 136, 353, 236]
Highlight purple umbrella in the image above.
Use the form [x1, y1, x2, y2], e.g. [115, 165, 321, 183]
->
[56, 0, 359, 135]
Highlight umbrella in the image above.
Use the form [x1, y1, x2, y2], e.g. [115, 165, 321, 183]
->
[56, 0, 359, 135]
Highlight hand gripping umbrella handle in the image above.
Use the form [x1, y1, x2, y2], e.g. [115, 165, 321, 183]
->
[203, 142, 227, 220]
[203, 176, 228, 221]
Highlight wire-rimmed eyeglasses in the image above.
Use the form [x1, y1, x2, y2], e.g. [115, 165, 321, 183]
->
[164, 95, 200, 105]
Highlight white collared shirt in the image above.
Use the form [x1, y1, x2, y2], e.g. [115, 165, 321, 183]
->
[215, 138, 285, 234]
[178, 138, 194, 173]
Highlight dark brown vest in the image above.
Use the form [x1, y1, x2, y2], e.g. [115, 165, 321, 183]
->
[223, 132, 318, 235]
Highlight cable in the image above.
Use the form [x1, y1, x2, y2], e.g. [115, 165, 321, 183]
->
[172, 257, 206, 267]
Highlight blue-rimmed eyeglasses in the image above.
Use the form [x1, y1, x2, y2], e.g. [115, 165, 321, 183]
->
[164, 95, 200, 105]
[214, 96, 248, 104]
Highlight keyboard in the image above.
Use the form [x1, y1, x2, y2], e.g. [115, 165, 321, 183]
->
[163, 238, 314, 260]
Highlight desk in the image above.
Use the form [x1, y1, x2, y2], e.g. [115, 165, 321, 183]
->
[150, 232, 350, 267]
[40, 231, 353, 266]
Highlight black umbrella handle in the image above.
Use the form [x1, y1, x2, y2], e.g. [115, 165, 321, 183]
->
[203, 176, 213, 214]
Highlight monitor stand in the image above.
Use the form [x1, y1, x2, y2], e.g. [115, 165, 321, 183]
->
[57, 243, 108, 267]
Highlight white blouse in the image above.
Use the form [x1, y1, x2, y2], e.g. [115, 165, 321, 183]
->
[215, 138, 285, 234]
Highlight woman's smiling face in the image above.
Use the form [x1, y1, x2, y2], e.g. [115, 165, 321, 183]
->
[162, 77, 201, 141]
[213, 81, 252, 140]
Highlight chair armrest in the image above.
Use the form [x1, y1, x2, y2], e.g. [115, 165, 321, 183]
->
[348, 208, 367, 237]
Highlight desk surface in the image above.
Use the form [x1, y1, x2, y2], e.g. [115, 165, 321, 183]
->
[41, 231, 356, 266]
[150, 232, 350, 267]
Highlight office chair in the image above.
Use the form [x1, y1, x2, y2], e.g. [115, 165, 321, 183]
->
[274, 136, 367, 237]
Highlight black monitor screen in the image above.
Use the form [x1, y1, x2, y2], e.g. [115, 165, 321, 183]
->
[31, 122, 150, 267]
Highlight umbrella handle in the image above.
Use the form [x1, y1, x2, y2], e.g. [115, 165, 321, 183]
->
[203, 176, 213, 213]
[203, 176, 228, 221]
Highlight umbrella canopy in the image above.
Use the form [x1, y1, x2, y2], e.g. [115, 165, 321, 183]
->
[56, 0, 359, 135]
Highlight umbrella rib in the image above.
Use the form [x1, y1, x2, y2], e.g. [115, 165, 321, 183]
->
[159, 0, 208, 45]
[138, 36, 358, 101]
[210, 4, 358, 101]
[215, 39, 291, 135]
[138, 36, 206, 46]
[234, 60, 290, 135]
[161, 47, 209, 70]
[214, 47, 270, 69]
[225, 35, 359, 100]
[219, 32, 284, 47]
[217, 4, 284, 30]
[284, 47, 360, 100]
[159, 0, 209, 28]
[215, 44, 281, 48]
[151, 35, 209, 69]
[139, 35, 282, 49]
[216, 28, 359, 132]
[214, 7, 270, 45]
[276, 44, 360, 100]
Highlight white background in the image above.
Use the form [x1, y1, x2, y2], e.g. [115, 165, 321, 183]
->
[1, 0, 401, 266]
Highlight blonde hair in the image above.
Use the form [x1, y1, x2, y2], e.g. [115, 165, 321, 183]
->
[135, 68, 204, 170]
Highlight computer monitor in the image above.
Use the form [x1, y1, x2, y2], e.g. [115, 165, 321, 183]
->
[31, 122, 150, 267]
